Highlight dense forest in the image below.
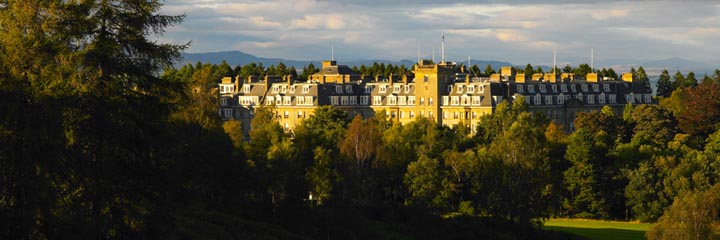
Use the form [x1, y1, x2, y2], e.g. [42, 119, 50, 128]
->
[4, 1, 720, 239]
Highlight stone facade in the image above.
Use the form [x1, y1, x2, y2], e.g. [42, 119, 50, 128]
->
[218, 60, 652, 135]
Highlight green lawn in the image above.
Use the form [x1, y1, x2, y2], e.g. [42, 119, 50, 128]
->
[543, 218, 653, 240]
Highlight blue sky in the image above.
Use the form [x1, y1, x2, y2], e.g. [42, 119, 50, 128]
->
[159, 0, 720, 66]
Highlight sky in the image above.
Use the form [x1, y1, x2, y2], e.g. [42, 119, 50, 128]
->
[159, 0, 720, 67]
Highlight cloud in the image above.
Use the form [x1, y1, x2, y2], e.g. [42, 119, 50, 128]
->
[157, 0, 720, 65]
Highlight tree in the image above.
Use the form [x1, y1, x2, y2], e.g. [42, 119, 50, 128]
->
[339, 115, 382, 171]
[673, 70, 686, 89]
[675, 82, 720, 138]
[1, 0, 194, 238]
[647, 184, 720, 240]
[656, 69, 674, 98]
[562, 64, 573, 73]
[484, 64, 495, 76]
[636, 67, 651, 92]
[524, 64, 534, 75]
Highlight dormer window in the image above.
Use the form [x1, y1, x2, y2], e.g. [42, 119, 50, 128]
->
[345, 85, 353, 93]
[379, 85, 387, 93]
[528, 85, 535, 93]
[404, 85, 410, 93]
[281, 86, 287, 93]
[551, 85, 557, 93]
[302, 85, 310, 93]
[570, 84, 576, 92]
[447, 85, 453, 93]
[516, 85, 524, 93]
[365, 85, 373, 93]
[221, 97, 228, 106]
[592, 84, 599, 92]
[290, 86, 296, 93]
[539, 85, 547, 93]
[603, 83, 610, 92]
[561, 84, 567, 92]
[243, 85, 251, 93]
[393, 86, 401, 93]
[457, 85, 464, 93]
[335, 85, 343, 94]
[581, 84, 588, 92]
[467, 85, 475, 93]
[272, 86, 279, 93]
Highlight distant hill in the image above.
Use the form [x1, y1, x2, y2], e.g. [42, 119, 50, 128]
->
[179, 51, 514, 72]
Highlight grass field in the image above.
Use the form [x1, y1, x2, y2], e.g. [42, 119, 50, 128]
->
[543, 218, 653, 240]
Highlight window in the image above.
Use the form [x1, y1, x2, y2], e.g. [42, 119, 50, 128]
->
[296, 96, 305, 105]
[391, 111, 397, 118]
[581, 84, 588, 92]
[558, 94, 565, 105]
[472, 111, 478, 119]
[516, 85, 524, 93]
[305, 96, 314, 105]
[453, 111, 458, 119]
[401, 111, 405, 119]
[534, 94, 541, 105]
[281, 86, 287, 93]
[243, 85, 251, 93]
[552, 85, 557, 93]
[603, 83, 610, 92]
[443, 96, 449, 105]
[379, 85, 387, 93]
[349, 96, 357, 105]
[276, 97, 282, 105]
[528, 85, 535, 93]
[408, 96, 416, 105]
[266, 96, 274, 105]
[571, 84, 576, 92]
[429, 97, 433, 106]
[467, 85, 475, 93]
[404, 85, 410, 93]
[223, 109, 232, 118]
[592, 84, 599, 92]
[283, 96, 292, 105]
[461, 96, 470, 105]
[284, 111, 289, 119]
[451, 96, 459, 105]
[561, 84, 567, 92]
[545, 95, 553, 105]
[447, 85, 453, 93]
[290, 86, 296, 93]
[644, 94, 652, 103]
[341, 96, 348, 105]
[599, 93, 606, 104]
[360, 96, 369, 105]
[420, 97, 425, 106]
[420, 111, 424, 117]
[398, 96, 407, 105]
[539, 85, 547, 93]
[302, 86, 310, 93]
[373, 96, 383, 105]
[393, 86, 401, 93]
[424, 75, 429, 83]
[365, 85, 372, 93]
[345, 85, 353, 93]
[457, 85, 464, 93]
[330, 96, 339, 105]
[410, 111, 415, 118]
[472, 96, 481, 105]
[480, 85, 485, 93]
[428, 111, 433, 118]
[272, 86, 279, 93]
[609, 94, 616, 103]
[388, 95, 397, 105]
[221, 97, 228, 106]
[335, 85, 343, 93]
[587, 95, 594, 104]
[298, 110, 304, 118]
[443, 111, 448, 119]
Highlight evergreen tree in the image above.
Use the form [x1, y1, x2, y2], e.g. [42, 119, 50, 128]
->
[656, 69, 673, 98]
